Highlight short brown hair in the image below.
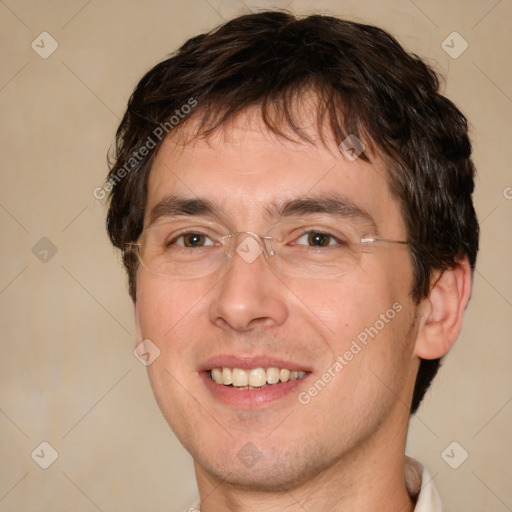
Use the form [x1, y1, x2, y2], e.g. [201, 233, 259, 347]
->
[105, 11, 479, 413]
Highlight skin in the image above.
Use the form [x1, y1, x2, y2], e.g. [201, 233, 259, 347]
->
[134, 107, 472, 511]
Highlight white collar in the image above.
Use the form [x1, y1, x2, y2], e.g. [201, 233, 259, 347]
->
[186, 457, 442, 511]
[405, 457, 443, 512]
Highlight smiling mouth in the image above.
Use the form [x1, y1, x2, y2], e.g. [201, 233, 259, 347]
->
[209, 367, 308, 389]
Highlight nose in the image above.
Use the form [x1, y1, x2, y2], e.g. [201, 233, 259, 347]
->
[208, 235, 289, 332]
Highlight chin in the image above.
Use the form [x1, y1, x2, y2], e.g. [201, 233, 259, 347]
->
[194, 441, 332, 493]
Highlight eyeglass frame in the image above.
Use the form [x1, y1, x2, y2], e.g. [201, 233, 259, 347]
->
[124, 221, 411, 279]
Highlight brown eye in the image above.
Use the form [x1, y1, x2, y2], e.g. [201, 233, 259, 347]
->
[175, 233, 213, 248]
[307, 232, 332, 247]
[184, 234, 205, 247]
[295, 231, 338, 247]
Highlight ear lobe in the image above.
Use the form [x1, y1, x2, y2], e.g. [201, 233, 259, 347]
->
[414, 258, 472, 360]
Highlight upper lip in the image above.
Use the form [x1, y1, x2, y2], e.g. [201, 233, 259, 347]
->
[199, 354, 313, 372]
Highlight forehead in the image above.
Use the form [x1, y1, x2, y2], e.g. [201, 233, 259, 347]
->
[145, 109, 405, 235]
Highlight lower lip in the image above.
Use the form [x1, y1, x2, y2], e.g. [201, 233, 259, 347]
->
[200, 372, 310, 408]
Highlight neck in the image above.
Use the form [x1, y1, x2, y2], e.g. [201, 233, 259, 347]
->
[194, 410, 415, 512]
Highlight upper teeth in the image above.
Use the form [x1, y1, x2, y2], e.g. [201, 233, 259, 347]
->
[210, 367, 306, 388]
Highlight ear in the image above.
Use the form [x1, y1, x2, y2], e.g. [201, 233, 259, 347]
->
[134, 300, 144, 348]
[414, 257, 473, 359]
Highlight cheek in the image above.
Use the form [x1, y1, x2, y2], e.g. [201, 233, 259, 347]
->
[135, 276, 211, 433]
[295, 254, 416, 383]
[135, 273, 210, 352]
[300, 272, 408, 340]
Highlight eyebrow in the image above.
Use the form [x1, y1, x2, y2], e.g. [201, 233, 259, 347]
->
[147, 194, 377, 230]
[266, 196, 376, 228]
[148, 195, 218, 226]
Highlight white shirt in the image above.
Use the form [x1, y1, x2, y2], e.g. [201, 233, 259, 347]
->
[185, 457, 442, 512]
[405, 457, 443, 512]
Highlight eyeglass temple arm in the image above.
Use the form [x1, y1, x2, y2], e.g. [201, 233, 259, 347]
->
[360, 237, 409, 245]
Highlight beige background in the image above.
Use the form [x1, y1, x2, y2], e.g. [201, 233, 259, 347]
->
[0, 0, 511, 510]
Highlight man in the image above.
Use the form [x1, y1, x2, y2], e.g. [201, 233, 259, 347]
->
[105, 11, 478, 511]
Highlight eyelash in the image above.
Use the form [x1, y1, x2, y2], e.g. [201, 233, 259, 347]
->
[166, 229, 349, 249]
[166, 231, 214, 248]
[294, 230, 348, 247]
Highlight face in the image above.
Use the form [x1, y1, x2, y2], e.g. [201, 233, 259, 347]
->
[134, 110, 421, 492]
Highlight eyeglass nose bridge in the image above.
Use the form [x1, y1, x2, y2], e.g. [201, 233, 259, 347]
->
[223, 231, 276, 261]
